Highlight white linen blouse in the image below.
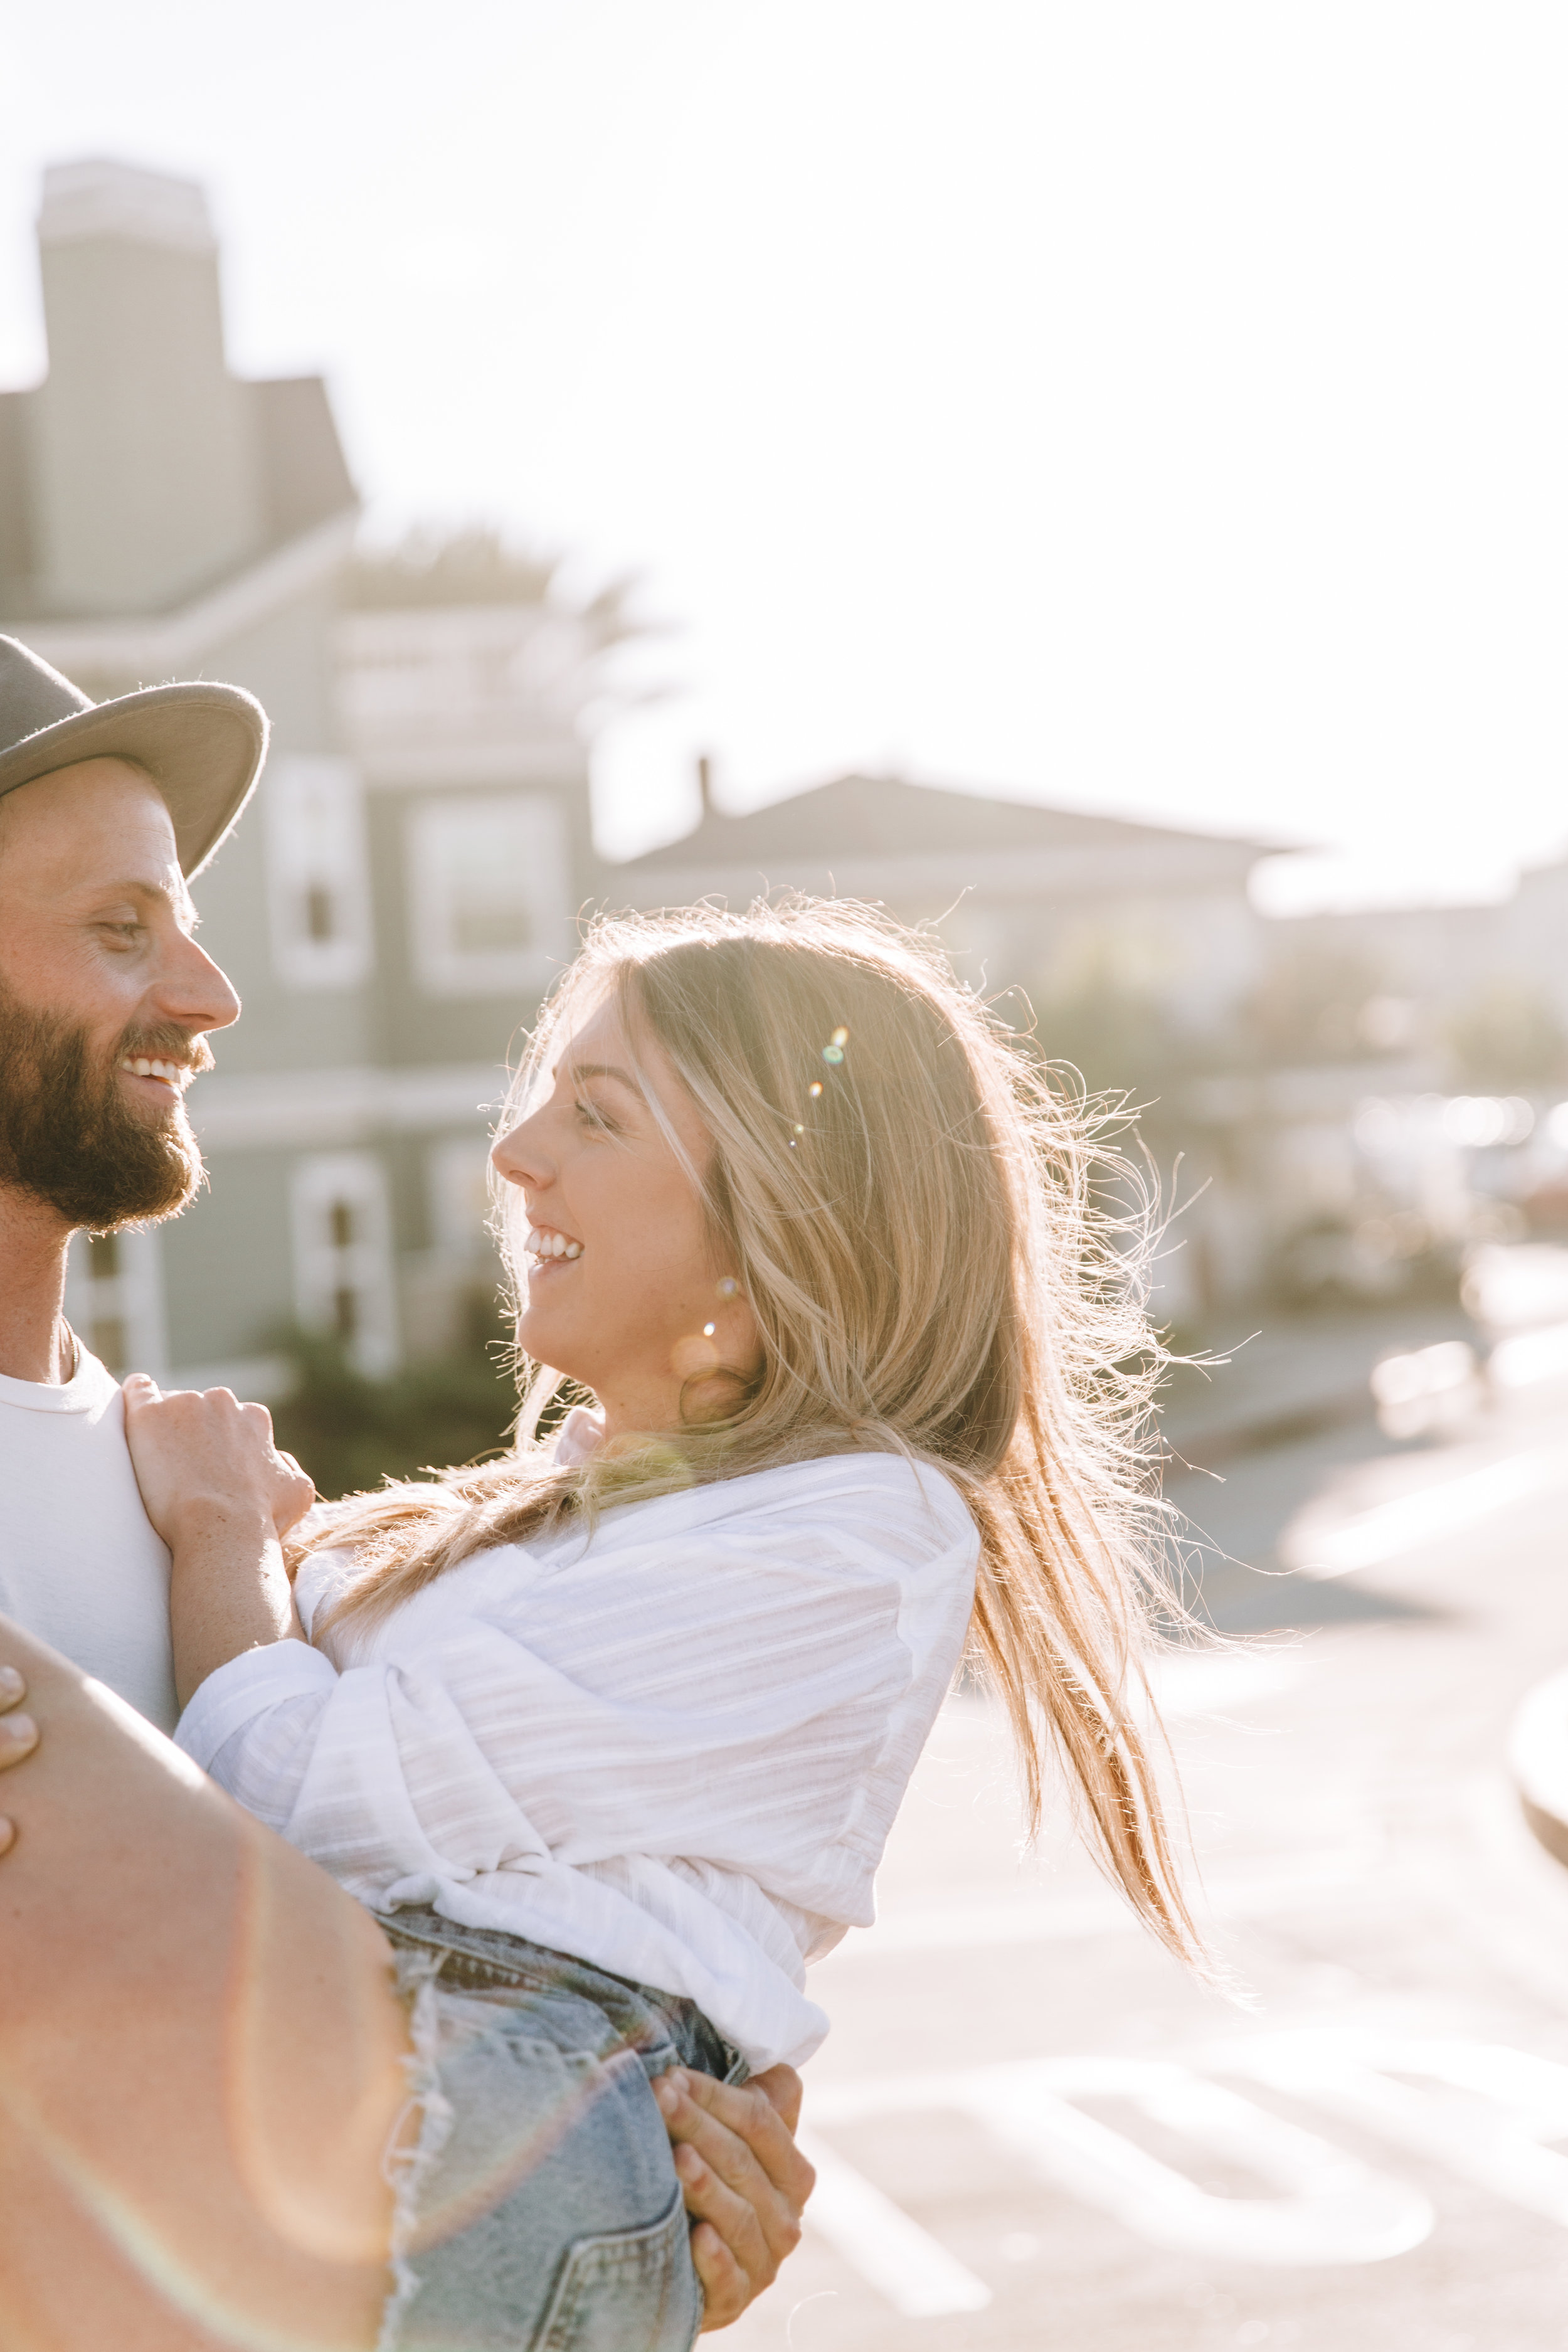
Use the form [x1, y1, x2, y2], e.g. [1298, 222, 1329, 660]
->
[175, 1450, 980, 2069]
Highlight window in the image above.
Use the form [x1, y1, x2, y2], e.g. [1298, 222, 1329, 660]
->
[406, 793, 569, 999]
[265, 756, 373, 990]
[290, 1153, 398, 1377]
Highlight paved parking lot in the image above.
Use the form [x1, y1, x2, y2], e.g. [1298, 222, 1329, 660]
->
[729, 1353, 1568, 2351]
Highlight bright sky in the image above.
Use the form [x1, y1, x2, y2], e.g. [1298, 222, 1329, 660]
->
[3, 1, 1566, 907]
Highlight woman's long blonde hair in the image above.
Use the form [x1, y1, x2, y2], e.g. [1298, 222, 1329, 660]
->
[305, 898, 1202, 1965]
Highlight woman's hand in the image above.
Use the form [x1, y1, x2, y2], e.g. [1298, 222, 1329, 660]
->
[123, 1382, 316, 1708]
[0, 1666, 40, 1856]
[122, 1378, 315, 1551]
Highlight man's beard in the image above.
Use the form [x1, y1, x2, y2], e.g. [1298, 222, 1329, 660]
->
[0, 983, 213, 1230]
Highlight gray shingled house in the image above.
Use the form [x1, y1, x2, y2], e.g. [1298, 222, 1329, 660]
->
[1, 159, 610, 1389]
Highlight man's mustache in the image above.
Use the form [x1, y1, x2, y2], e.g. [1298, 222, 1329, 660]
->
[113, 1025, 216, 1081]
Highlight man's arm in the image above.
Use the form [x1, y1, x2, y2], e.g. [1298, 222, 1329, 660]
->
[0, 1665, 814, 2326]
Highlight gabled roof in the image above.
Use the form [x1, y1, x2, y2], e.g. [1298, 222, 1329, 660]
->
[627, 772, 1277, 872]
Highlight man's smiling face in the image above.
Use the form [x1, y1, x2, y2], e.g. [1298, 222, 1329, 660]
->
[0, 757, 241, 1230]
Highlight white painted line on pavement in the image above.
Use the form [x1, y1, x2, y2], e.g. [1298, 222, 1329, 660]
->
[968, 2059, 1433, 2267]
[797, 2127, 992, 2316]
[1282, 1444, 1568, 1576]
[799, 2032, 1568, 2314]
[808, 2056, 1433, 2270]
[1212, 2032, 1568, 2228]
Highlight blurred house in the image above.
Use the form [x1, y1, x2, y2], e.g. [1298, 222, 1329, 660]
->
[1278, 874, 1568, 1088]
[610, 773, 1283, 1322]
[614, 768, 1270, 1027]
[613, 783, 1568, 1316]
[0, 159, 610, 1387]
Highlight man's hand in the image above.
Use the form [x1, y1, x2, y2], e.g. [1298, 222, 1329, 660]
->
[0, 1665, 39, 1855]
[654, 2063, 814, 2328]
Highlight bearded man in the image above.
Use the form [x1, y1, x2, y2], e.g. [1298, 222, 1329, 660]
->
[0, 633, 810, 2346]
[0, 646, 245, 1733]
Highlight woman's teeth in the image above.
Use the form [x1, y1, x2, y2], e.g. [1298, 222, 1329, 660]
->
[526, 1226, 583, 1261]
[119, 1056, 184, 1090]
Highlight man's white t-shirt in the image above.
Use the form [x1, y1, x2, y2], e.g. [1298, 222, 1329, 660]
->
[0, 1343, 177, 1732]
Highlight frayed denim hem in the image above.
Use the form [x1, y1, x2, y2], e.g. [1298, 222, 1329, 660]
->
[376, 1949, 458, 2352]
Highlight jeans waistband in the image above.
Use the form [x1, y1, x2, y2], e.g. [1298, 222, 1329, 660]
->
[373, 1905, 748, 2087]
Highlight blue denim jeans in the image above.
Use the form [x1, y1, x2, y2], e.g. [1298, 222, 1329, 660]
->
[374, 1907, 746, 2352]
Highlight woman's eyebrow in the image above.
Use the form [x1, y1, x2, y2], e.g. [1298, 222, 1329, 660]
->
[561, 1061, 641, 1094]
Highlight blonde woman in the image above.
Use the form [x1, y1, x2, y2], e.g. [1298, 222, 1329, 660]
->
[114, 898, 1198, 2349]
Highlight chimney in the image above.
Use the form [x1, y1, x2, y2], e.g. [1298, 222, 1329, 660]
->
[26, 159, 263, 616]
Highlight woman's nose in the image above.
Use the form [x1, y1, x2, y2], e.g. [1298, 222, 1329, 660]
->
[490, 1115, 548, 1189]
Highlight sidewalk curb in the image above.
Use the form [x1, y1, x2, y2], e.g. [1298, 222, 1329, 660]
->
[1509, 1669, 1568, 1871]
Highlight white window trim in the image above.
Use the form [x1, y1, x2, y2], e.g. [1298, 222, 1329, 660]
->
[428, 1133, 501, 1265]
[62, 1226, 169, 1380]
[405, 790, 570, 1000]
[289, 1152, 399, 1378]
[264, 755, 374, 992]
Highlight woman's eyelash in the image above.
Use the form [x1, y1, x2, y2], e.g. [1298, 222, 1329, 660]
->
[573, 1098, 617, 1131]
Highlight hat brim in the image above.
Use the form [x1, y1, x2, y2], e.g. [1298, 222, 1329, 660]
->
[0, 679, 267, 877]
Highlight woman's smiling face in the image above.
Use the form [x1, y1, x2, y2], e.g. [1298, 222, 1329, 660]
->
[490, 993, 759, 1440]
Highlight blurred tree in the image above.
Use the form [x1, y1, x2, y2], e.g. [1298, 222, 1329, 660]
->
[1444, 980, 1568, 1091]
[1242, 943, 1401, 1064]
[346, 526, 662, 677]
[347, 527, 559, 608]
[1027, 931, 1192, 1102]
[271, 1293, 520, 1502]
[1032, 978, 1183, 1100]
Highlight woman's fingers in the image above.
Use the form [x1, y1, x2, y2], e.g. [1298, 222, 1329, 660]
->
[123, 1380, 312, 1546]
[0, 1818, 13, 1856]
[272, 1451, 317, 1537]
[0, 1665, 26, 1712]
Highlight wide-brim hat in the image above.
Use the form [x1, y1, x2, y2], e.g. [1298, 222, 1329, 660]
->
[0, 633, 268, 877]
